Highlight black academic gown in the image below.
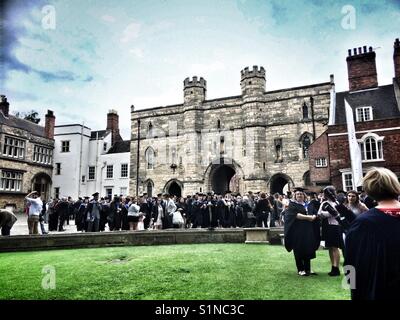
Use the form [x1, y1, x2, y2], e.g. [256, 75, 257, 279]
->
[284, 201, 320, 259]
[344, 208, 400, 300]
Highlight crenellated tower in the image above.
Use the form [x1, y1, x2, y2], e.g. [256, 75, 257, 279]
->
[183, 76, 206, 104]
[240, 65, 266, 97]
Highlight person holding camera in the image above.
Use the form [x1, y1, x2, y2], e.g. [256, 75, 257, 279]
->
[317, 186, 345, 276]
[345, 167, 400, 300]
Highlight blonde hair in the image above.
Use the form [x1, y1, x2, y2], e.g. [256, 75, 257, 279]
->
[362, 167, 400, 201]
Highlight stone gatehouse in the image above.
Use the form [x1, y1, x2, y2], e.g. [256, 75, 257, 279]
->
[130, 66, 333, 197]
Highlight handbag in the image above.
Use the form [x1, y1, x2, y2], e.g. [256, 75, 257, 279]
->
[128, 204, 141, 217]
[172, 211, 184, 225]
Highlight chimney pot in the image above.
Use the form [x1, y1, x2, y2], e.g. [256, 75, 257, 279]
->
[346, 45, 378, 91]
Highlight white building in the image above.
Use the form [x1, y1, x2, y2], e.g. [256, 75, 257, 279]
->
[52, 110, 130, 199]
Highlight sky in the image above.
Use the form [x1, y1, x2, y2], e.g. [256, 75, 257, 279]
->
[1, 0, 400, 139]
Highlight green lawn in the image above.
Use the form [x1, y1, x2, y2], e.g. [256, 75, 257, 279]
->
[0, 244, 350, 300]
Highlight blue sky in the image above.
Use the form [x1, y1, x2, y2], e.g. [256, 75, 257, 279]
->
[2, 0, 400, 138]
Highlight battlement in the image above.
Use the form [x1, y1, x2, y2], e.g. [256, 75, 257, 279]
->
[347, 46, 374, 58]
[184, 76, 207, 89]
[240, 65, 265, 81]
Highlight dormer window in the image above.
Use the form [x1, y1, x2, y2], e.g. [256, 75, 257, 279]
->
[356, 106, 373, 122]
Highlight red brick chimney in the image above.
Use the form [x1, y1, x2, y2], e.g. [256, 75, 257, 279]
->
[0, 95, 10, 117]
[346, 46, 378, 91]
[394, 38, 400, 80]
[107, 109, 122, 145]
[44, 110, 55, 139]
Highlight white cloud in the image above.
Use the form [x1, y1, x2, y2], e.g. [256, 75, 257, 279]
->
[120, 22, 141, 43]
[129, 48, 144, 58]
[101, 15, 115, 23]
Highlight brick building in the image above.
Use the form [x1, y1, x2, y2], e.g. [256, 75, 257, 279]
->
[130, 66, 333, 197]
[309, 38, 400, 191]
[0, 95, 55, 211]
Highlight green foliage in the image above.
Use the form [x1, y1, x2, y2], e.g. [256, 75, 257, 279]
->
[0, 244, 350, 300]
[14, 110, 41, 124]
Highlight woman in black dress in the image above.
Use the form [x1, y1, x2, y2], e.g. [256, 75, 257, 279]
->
[284, 189, 320, 276]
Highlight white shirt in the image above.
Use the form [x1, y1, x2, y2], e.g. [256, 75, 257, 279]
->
[26, 197, 43, 216]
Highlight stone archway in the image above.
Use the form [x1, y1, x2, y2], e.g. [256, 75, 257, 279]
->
[164, 179, 183, 197]
[204, 157, 244, 194]
[31, 172, 52, 202]
[269, 173, 294, 195]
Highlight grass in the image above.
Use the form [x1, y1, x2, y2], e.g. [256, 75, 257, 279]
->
[0, 244, 350, 300]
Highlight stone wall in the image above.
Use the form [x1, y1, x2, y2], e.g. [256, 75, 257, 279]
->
[130, 79, 332, 196]
[0, 124, 54, 211]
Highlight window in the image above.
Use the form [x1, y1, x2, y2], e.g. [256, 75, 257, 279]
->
[356, 106, 373, 122]
[82, 175, 86, 183]
[217, 119, 221, 129]
[148, 122, 153, 138]
[120, 187, 127, 196]
[61, 140, 70, 152]
[121, 163, 128, 178]
[33, 145, 53, 164]
[358, 133, 384, 161]
[302, 102, 309, 119]
[106, 188, 113, 199]
[315, 158, 327, 167]
[103, 143, 107, 152]
[106, 165, 113, 179]
[301, 134, 312, 159]
[2, 136, 25, 159]
[0, 170, 23, 192]
[54, 187, 60, 199]
[145, 147, 155, 169]
[55, 163, 61, 175]
[274, 138, 282, 162]
[342, 173, 354, 192]
[88, 166, 96, 180]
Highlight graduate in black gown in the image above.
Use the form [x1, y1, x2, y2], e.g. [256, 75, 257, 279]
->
[345, 167, 400, 300]
[284, 188, 320, 276]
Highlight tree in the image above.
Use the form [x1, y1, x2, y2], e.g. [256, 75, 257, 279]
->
[14, 110, 41, 124]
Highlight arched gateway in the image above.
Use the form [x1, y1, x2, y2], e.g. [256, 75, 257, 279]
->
[164, 179, 183, 197]
[204, 158, 243, 194]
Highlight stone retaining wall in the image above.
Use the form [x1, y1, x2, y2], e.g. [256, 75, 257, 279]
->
[0, 229, 246, 252]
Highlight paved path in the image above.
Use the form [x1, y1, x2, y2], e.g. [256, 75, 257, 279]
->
[11, 213, 90, 236]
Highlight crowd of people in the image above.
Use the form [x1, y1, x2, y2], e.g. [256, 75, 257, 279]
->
[1, 166, 399, 300]
[283, 167, 400, 300]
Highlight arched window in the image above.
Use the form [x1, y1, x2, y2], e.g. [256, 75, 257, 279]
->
[303, 171, 311, 186]
[217, 119, 221, 129]
[302, 102, 309, 119]
[145, 147, 155, 170]
[358, 133, 384, 161]
[300, 133, 312, 159]
[146, 180, 154, 197]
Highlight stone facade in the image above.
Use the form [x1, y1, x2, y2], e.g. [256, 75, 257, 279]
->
[130, 66, 332, 196]
[0, 96, 55, 212]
